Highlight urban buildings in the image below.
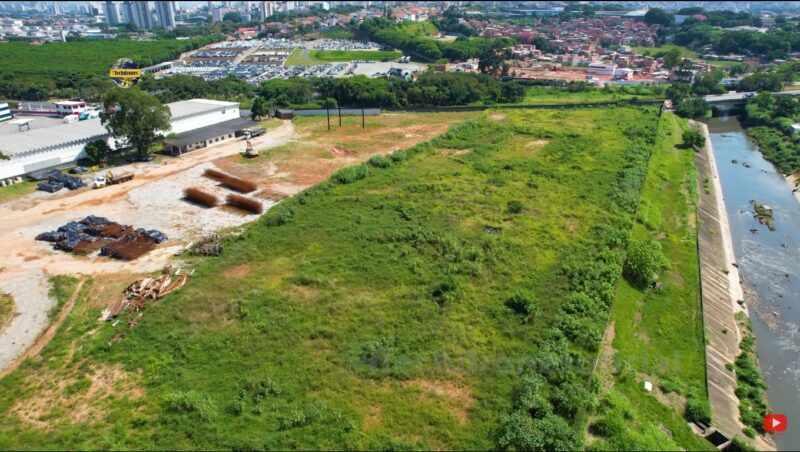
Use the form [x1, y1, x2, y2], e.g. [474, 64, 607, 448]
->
[155, 1, 176, 30]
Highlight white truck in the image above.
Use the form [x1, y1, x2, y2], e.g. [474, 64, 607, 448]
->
[92, 171, 134, 188]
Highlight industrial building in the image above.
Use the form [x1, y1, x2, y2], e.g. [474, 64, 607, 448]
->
[0, 99, 244, 184]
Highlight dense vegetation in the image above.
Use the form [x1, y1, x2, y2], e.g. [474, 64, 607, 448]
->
[669, 11, 800, 60]
[733, 316, 768, 438]
[743, 92, 800, 174]
[592, 112, 713, 450]
[0, 36, 221, 101]
[0, 107, 668, 449]
[256, 73, 524, 109]
[137, 74, 256, 104]
[357, 18, 513, 62]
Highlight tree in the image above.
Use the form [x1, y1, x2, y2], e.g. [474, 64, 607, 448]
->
[84, 139, 111, 164]
[676, 97, 710, 118]
[644, 8, 675, 27]
[623, 239, 666, 288]
[101, 88, 171, 157]
[321, 97, 338, 109]
[251, 97, 270, 119]
[682, 129, 706, 150]
[223, 12, 242, 23]
[662, 47, 682, 69]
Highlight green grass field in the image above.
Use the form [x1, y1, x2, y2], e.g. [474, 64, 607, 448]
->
[0, 37, 218, 77]
[285, 49, 402, 66]
[522, 86, 666, 105]
[0, 107, 668, 449]
[589, 112, 712, 450]
[633, 44, 698, 59]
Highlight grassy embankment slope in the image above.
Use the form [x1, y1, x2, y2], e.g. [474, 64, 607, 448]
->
[0, 108, 663, 449]
[590, 112, 712, 450]
[285, 49, 402, 66]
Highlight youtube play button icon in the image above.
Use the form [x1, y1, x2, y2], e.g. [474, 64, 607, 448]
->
[764, 414, 788, 433]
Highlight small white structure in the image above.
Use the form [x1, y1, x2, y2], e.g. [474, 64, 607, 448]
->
[643, 381, 653, 392]
[791, 123, 800, 135]
[588, 62, 616, 77]
[54, 100, 87, 117]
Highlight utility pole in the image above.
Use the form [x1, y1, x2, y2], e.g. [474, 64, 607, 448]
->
[338, 106, 342, 127]
[326, 107, 330, 131]
[361, 107, 365, 129]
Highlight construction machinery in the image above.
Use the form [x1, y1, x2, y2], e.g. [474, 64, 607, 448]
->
[93, 171, 134, 188]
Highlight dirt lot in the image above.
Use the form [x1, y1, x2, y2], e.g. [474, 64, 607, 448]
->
[215, 112, 475, 200]
[0, 121, 295, 371]
[0, 111, 474, 373]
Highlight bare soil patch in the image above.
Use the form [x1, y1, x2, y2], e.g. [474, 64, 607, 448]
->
[223, 264, 251, 279]
[0, 292, 14, 333]
[404, 379, 474, 424]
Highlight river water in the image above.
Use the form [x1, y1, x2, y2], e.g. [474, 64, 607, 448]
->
[706, 117, 800, 450]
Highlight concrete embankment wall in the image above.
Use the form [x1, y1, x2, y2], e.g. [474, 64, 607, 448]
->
[693, 121, 774, 450]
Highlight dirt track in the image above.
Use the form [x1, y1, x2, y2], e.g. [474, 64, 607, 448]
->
[0, 121, 296, 372]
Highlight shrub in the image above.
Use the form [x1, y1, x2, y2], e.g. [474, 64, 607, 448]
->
[589, 415, 626, 438]
[367, 155, 391, 168]
[264, 206, 294, 227]
[496, 411, 581, 451]
[682, 129, 705, 150]
[431, 279, 458, 307]
[332, 164, 368, 184]
[507, 200, 524, 214]
[164, 390, 217, 420]
[504, 290, 536, 321]
[684, 393, 711, 424]
[623, 239, 666, 288]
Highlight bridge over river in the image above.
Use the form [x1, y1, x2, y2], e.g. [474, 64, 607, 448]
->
[705, 90, 800, 112]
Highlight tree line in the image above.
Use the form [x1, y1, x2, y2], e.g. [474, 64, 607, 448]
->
[357, 18, 514, 62]
[253, 72, 524, 110]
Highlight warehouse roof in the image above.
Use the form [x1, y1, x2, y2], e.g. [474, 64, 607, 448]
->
[168, 99, 238, 121]
[0, 117, 108, 158]
[0, 99, 240, 159]
[164, 116, 256, 148]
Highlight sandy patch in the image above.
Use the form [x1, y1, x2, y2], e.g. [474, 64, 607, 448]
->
[404, 379, 474, 424]
[11, 363, 143, 429]
[223, 264, 251, 279]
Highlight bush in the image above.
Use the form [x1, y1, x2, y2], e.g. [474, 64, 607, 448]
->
[682, 129, 705, 149]
[684, 393, 711, 424]
[431, 279, 458, 307]
[164, 390, 217, 420]
[623, 239, 666, 288]
[507, 200, 524, 214]
[496, 411, 581, 451]
[367, 155, 391, 168]
[332, 164, 368, 184]
[589, 415, 626, 438]
[504, 290, 536, 321]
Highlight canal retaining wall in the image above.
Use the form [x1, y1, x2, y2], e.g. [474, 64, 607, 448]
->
[693, 120, 774, 450]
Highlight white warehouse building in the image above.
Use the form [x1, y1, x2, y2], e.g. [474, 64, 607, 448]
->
[0, 99, 239, 183]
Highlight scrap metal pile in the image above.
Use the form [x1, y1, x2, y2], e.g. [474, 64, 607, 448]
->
[36, 215, 168, 259]
[100, 267, 189, 322]
[35, 169, 85, 193]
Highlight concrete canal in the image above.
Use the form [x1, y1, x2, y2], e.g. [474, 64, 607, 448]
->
[706, 117, 800, 450]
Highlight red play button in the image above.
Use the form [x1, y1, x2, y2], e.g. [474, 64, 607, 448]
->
[764, 414, 788, 433]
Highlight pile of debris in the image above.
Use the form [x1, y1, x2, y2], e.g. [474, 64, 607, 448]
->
[100, 267, 189, 321]
[34, 169, 85, 193]
[188, 233, 223, 256]
[36, 215, 168, 259]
